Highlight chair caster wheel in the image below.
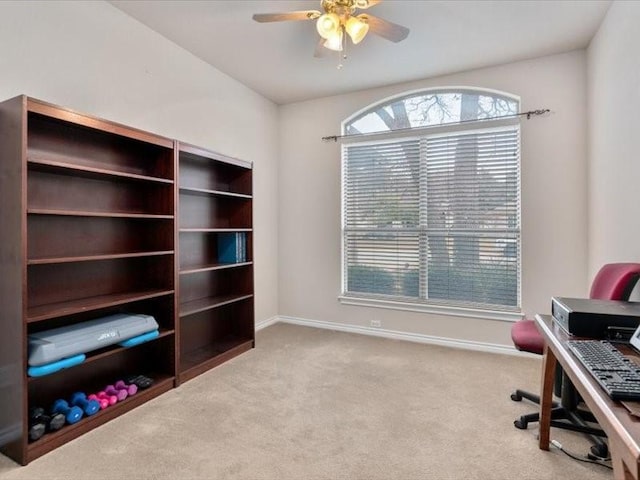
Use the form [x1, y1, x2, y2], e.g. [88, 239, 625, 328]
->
[590, 444, 608, 459]
[514, 418, 528, 429]
[511, 393, 522, 402]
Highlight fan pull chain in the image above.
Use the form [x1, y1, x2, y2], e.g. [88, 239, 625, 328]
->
[338, 27, 347, 69]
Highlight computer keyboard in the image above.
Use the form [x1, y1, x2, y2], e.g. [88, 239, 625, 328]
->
[566, 340, 640, 401]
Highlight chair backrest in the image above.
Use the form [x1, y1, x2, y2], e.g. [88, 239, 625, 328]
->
[590, 263, 640, 301]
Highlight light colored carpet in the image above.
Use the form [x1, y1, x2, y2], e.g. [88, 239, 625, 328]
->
[0, 323, 611, 479]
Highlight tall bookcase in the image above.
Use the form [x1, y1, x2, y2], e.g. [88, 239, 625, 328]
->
[0, 96, 254, 465]
[177, 143, 255, 384]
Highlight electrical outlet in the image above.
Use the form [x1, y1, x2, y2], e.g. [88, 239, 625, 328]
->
[370, 320, 381, 328]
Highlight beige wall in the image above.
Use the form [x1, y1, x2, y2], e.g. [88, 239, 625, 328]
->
[0, 1, 279, 323]
[279, 51, 589, 347]
[1, 0, 620, 347]
[587, 1, 640, 284]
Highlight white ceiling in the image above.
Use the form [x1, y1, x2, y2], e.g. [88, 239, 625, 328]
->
[109, 0, 611, 105]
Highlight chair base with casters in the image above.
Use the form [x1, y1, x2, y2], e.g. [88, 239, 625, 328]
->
[511, 382, 609, 458]
[511, 388, 551, 429]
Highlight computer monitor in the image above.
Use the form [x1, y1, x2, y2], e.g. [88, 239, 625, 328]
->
[630, 323, 640, 352]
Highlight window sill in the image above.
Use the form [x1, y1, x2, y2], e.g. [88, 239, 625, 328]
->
[337, 295, 523, 322]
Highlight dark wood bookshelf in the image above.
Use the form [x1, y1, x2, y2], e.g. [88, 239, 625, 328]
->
[0, 96, 178, 465]
[176, 142, 254, 385]
[0, 96, 254, 465]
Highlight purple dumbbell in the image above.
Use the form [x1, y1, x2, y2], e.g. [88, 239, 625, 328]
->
[104, 384, 127, 402]
[115, 380, 138, 396]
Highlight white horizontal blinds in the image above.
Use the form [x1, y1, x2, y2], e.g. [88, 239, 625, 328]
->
[424, 127, 520, 308]
[344, 140, 421, 297]
[343, 127, 520, 309]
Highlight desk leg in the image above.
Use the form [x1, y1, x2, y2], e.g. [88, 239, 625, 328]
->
[611, 456, 635, 480]
[539, 344, 556, 451]
[609, 437, 638, 480]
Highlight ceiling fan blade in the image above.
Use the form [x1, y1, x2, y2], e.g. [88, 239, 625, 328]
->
[355, 0, 382, 9]
[252, 11, 321, 23]
[362, 14, 410, 43]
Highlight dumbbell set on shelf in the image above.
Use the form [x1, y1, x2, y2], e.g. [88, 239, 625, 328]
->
[28, 375, 153, 442]
[89, 380, 139, 409]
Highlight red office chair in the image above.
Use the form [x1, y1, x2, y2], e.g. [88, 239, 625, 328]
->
[511, 263, 640, 456]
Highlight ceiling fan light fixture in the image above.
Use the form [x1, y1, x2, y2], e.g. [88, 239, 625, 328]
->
[316, 12, 340, 39]
[323, 28, 344, 51]
[252, 0, 411, 63]
[345, 15, 369, 44]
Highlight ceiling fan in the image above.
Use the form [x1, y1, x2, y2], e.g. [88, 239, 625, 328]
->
[252, 0, 410, 55]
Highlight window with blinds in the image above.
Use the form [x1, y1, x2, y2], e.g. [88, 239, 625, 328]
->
[342, 126, 520, 311]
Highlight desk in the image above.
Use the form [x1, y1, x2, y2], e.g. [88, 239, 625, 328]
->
[535, 314, 640, 479]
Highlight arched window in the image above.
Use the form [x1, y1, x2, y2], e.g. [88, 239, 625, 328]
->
[340, 88, 521, 316]
[345, 88, 519, 134]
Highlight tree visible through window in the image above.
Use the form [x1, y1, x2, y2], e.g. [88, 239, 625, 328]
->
[342, 89, 520, 310]
[347, 90, 518, 134]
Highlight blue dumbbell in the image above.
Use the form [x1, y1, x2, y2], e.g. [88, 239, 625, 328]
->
[70, 392, 100, 416]
[52, 399, 83, 425]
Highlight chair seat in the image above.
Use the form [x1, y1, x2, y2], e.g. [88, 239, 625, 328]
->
[511, 319, 544, 355]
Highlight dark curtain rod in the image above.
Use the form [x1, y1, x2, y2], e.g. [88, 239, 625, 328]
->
[321, 108, 551, 142]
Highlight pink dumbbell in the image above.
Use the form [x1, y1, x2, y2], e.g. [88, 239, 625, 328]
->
[88, 393, 109, 410]
[105, 385, 127, 402]
[115, 380, 138, 396]
[97, 391, 118, 406]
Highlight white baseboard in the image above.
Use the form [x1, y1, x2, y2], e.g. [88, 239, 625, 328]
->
[255, 316, 279, 331]
[268, 315, 536, 358]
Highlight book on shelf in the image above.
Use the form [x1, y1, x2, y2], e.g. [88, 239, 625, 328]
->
[217, 232, 246, 263]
